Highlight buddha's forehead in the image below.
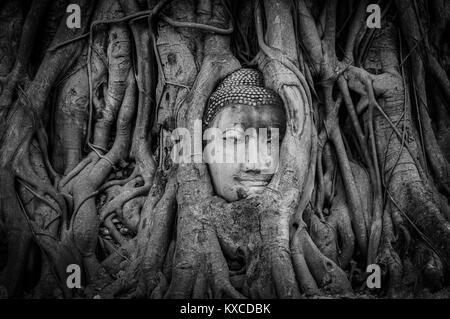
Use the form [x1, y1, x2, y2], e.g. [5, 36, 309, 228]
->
[209, 104, 286, 131]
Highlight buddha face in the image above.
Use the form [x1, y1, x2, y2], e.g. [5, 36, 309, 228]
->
[204, 103, 286, 202]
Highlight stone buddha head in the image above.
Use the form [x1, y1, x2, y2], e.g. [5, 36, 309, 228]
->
[203, 68, 286, 202]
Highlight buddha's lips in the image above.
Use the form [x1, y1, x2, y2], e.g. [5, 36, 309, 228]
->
[241, 181, 269, 188]
[234, 174, 273, 187]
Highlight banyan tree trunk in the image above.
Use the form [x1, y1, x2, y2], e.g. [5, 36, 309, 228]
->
[1, 0, 450, 299]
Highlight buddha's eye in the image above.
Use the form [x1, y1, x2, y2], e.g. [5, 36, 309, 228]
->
[224, 135, 238, 144]
[223, 128, 244, 143]
[266, 130, 272, 142]
[262, 129, 274, 143]
[266, 128, 280, 143]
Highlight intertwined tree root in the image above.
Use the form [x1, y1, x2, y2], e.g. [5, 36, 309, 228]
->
[1, 0, 450, 299]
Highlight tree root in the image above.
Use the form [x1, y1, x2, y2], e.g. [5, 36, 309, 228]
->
[292, 224, 352, 295]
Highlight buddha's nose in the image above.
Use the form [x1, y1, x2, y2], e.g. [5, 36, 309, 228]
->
[243, 153, 273, 173]
[243, 161, 261, 173]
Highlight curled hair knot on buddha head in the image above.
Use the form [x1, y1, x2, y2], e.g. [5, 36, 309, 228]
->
[203, 68, 283, 129]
